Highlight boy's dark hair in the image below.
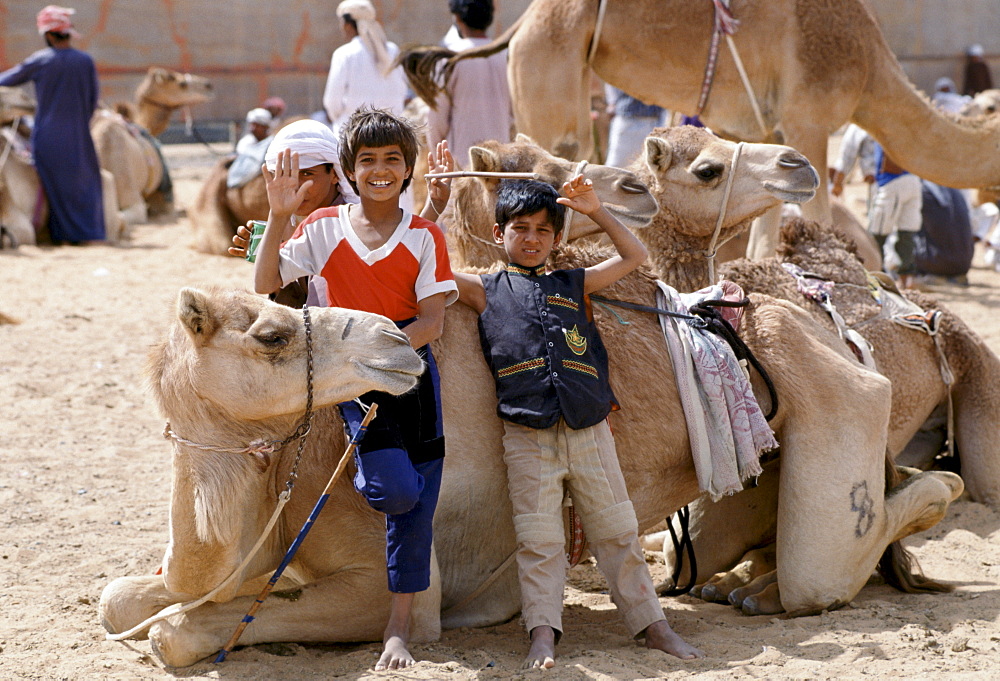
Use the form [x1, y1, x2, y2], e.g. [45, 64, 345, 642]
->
[449, 0, 494, 31]
[338, 106, 419, 194]
[495, 179, 565, 232]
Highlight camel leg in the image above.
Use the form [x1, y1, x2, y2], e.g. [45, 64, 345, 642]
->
[145, 560, 441, 668]
[697, 546, 776, 603]
[507, 3, 592, 159]
[745, 206, 783, 261]
[951, 349, 1000, 506]
[663, 459, 779, 588]
[744, 300, 960, 614]
[728, 569, 783, 616]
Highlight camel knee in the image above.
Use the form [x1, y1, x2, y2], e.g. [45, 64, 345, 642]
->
[99, 575, 169, 640]
[149, 618, 221, 668]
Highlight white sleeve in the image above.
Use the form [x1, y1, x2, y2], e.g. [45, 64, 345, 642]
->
[414, 229, 458, 305]
[834, 124, 862, 174]
[278, 225, 322, 286]
[323, 49, 349, 124]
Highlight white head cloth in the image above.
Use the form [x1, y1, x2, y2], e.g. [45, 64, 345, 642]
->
[246, 107, 272, 125]
[264, 119, 358, 203]
[337, 0, 393, 75]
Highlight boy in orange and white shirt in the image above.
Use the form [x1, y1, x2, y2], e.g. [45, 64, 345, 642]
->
[253, 106, 456, 672]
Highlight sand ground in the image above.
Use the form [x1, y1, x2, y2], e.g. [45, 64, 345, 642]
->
[2, 144, 1000, 680]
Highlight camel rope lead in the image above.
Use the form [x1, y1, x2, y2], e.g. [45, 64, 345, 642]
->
[214, 403, 379, 663]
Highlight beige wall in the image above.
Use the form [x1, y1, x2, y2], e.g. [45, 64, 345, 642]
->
[1, 1, 995, 130]
[0, 0, 531, 125]
[868, 0, 999, 93]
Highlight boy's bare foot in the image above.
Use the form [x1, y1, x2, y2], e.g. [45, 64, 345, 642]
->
[375, 633, 414, 671]
[523, 625, 557, 669]
[643, 620, 703, 659]
[375, 591, 415, 670]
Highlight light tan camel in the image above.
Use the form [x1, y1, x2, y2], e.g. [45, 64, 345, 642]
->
[962, 89, 1000, 117]
[100, 265, 963, 665]
[0, 130, 124, 246]
[126, 67, 213, 137]
[401, 0, 1000, 255]
[625, 126, 1000, 609]
[91, 68, 213, 226]
[0, 86, 35, 124]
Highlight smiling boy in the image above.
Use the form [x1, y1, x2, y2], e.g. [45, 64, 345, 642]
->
[455, 178, 703, 668]
[252, 106, 457, 671]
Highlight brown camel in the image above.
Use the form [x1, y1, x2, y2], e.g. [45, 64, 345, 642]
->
[400, 0, 1000, 254]
[100, 261, 963, 666]
[92, 67, 213, 226]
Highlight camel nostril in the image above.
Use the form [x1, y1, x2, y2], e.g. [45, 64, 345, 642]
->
[618, 178, 650, 195]
[777, 154, 809, 169]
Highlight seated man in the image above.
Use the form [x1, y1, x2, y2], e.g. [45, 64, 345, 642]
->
[227, 108, 274, 189]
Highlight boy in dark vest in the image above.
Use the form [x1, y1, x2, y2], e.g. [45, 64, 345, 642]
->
[455, 178, 703, 668]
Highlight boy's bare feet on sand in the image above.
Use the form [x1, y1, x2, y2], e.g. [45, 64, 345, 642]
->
[643, 620, 704, 659]
[375, 633, 414, 671]
[523, 625, 557, 669]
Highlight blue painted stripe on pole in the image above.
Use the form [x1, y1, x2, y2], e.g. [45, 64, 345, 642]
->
[349, 424, 369, 445]
[268, 494, 332, 579]
[213, 650, 229, 663]
[242, 615, 255, 623]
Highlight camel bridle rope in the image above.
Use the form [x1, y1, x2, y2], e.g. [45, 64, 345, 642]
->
[704, 141, 744, 284]
[108, 306, 316, 643]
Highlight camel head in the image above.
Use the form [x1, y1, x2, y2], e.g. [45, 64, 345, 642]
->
[635, 126, 818, 243]
[135, 67, 214, 109]
[961, 89, 1000, 117]
[0, 86, 36, 125]
[149, 288, 423, 424]
[447, 134, 659, 268]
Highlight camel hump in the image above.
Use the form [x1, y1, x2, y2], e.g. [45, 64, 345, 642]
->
[777, 217, 856, 258]
[398, 13, 523, 108]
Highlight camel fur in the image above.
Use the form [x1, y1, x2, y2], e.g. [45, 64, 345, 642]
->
[400, 0, 1000, 256]
[100, 261, 963, 665]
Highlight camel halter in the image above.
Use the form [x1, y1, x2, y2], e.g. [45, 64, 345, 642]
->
[586, 0, 609, 65]
[109, 306, 316, 642]
[0, 116, 22, 175]
[704, 141, 744, 283]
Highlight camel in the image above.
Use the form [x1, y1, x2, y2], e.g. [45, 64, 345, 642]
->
[92, 67, 213, 225]
[100, 264, 963, 665]
[620, 125, 1000, 608]
[400, 0, 1000, 257]
[962, 89, 1000, 117]
[0, 129, 125, 246]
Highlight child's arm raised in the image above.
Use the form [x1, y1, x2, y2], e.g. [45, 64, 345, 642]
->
[419, 140, 454, 227]
[556, 175, 648, 294]
[253, 149, 312, 294]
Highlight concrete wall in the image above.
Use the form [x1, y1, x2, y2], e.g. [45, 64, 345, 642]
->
[1, 1, 995, 133]
[868, 0, 999, 93]
[0, 0, 531, 127]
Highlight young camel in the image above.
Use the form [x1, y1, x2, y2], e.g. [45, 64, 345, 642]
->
[100, 260, 963, 666]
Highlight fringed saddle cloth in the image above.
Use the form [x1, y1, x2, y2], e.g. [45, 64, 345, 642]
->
[655, 280, 778, 501]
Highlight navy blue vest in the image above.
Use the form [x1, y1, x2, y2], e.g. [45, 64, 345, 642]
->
[477, 265, 618, 430]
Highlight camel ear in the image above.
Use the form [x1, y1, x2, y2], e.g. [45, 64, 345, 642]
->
[644, 136, 674, 175]
[149, 67, 169, 83]
[177, 287, 217, 343]
[469, 146, 502, 173]
[514, 132, 537, 146]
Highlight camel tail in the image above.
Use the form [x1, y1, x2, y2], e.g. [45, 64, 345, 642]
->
[876, 456, 953, 594]
[397, 13, 523, 109]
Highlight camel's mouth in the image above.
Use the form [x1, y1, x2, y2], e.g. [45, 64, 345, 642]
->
[355, 359, 424, 395]
[603, 202, 658, 229]
[763, 183, 817, 204]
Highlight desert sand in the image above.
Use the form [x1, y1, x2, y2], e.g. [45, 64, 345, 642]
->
[2, 143, 1000, 680]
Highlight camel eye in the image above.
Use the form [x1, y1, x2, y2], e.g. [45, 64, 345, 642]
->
[694, 165, 721, 181]
[254, 333, 288, 347]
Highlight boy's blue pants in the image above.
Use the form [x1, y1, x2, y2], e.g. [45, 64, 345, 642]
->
[338, 345, 444, 594]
